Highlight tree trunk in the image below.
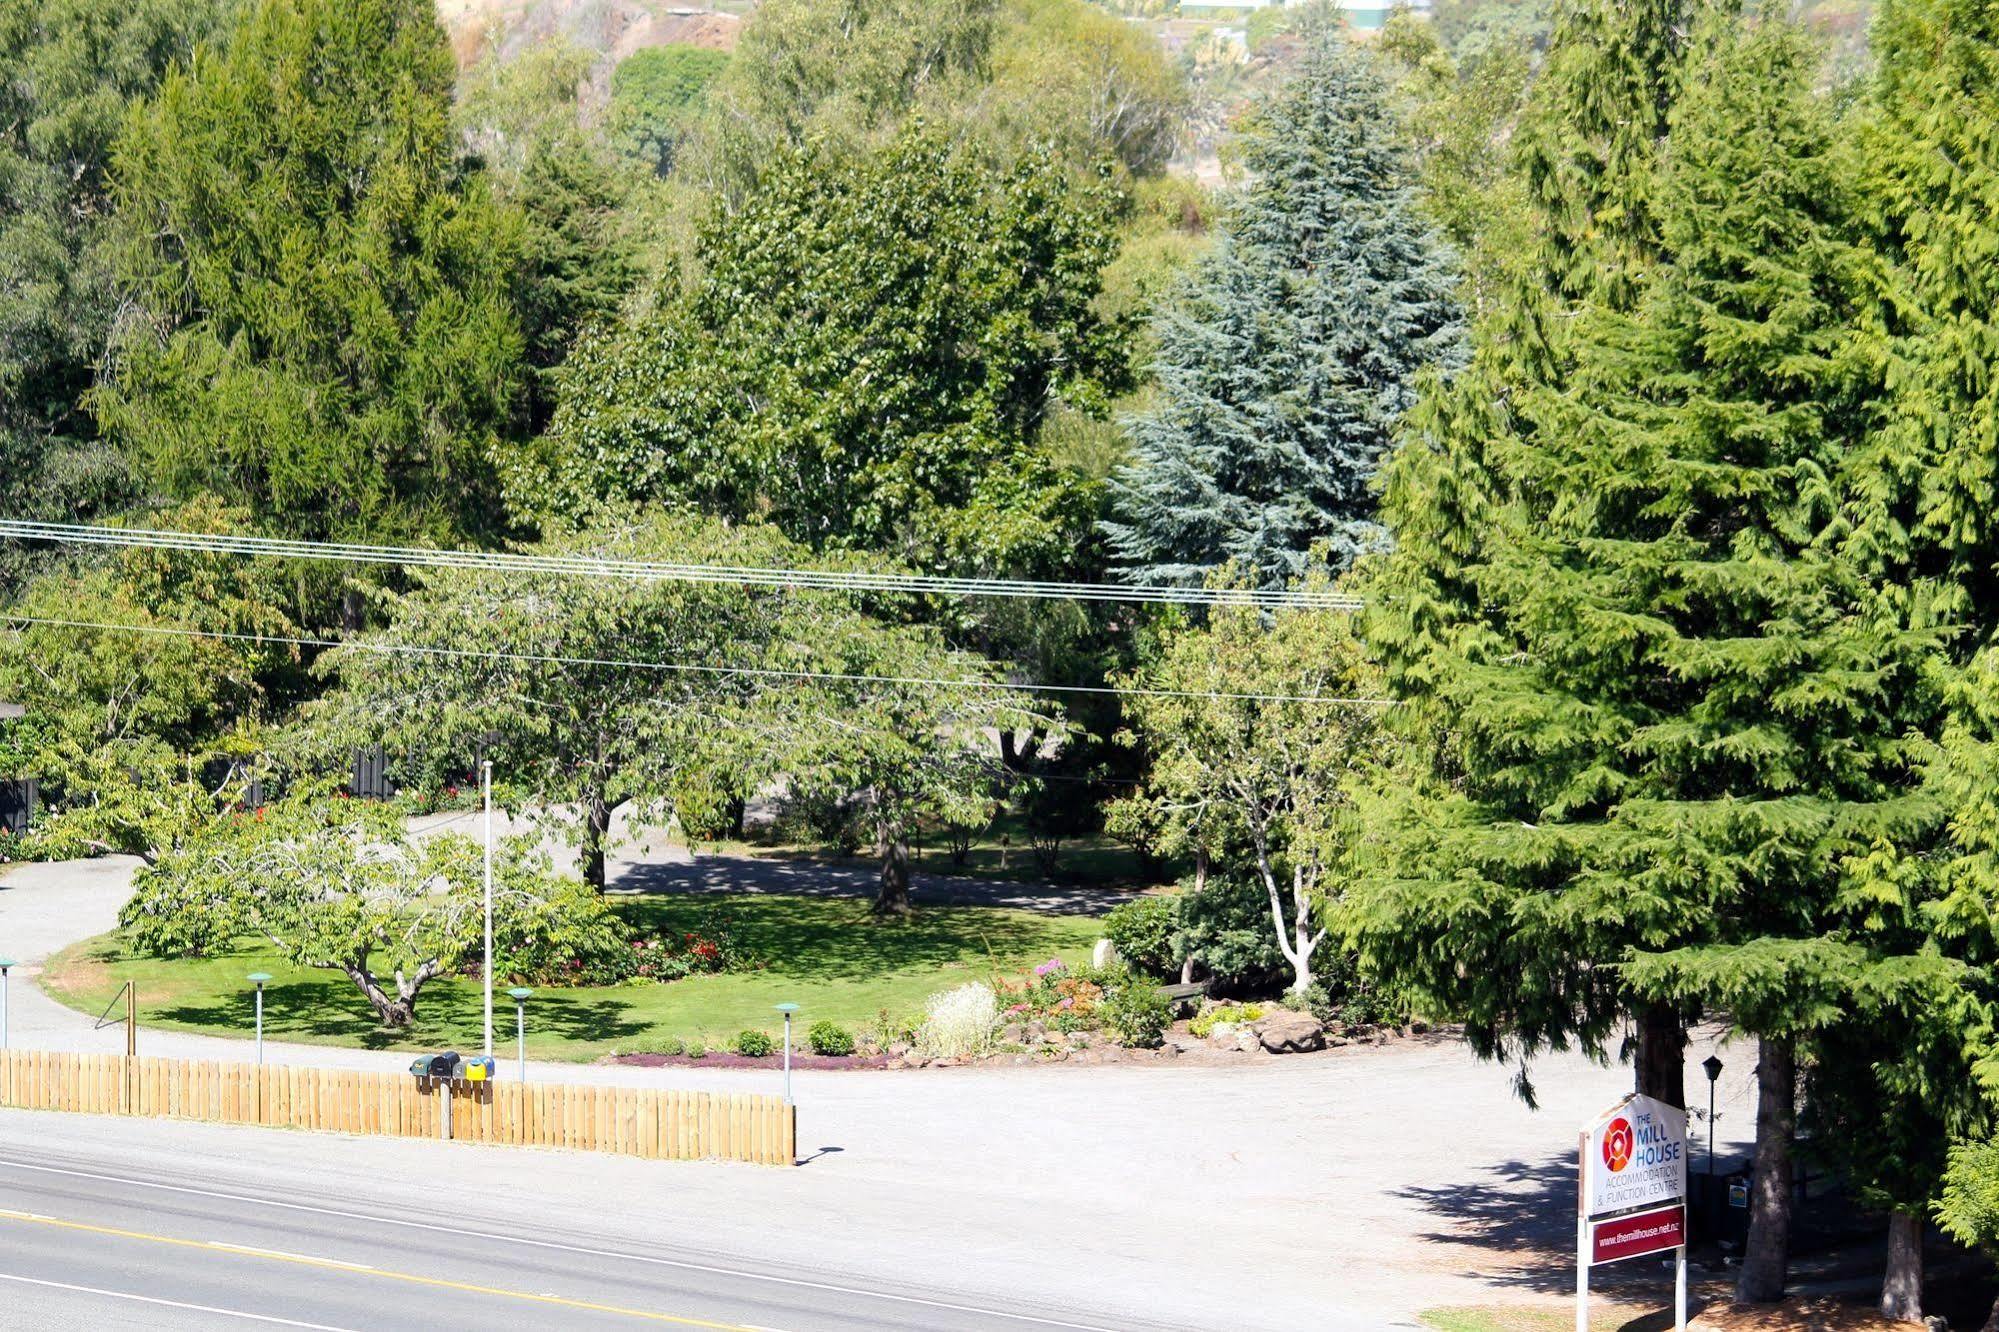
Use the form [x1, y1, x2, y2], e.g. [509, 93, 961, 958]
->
[583, 787, 611, 891]
[1635, 1002, 1687, 1109]
[340, 587, 365, 633]
[345, 965, 417, 1028]
[875, 819, 912, 916]
[1984, 1291, 1999, 1332]
[727, 795, 747, 839]
[1194, 844, 1208, 895]
[1735, 1036, 1796, 1304]
[1879, 1209, 1923, 1322]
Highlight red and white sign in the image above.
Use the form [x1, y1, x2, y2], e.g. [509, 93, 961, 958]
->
[1590, 1203, 1685, 1265]
[1581, 1093, 1687, 1222]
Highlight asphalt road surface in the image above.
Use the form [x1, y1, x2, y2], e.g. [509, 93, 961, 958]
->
[0, 1139, 1158, 1332]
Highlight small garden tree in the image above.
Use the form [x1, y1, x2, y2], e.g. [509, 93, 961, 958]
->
[120, 789, 613, 1026]
[1116, 584, 1387, 993]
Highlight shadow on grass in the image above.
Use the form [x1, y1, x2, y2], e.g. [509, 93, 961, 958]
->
[155, 978, 650, 1051]
[611, 856, 1126, 916]
[613, 893, 1096, 984]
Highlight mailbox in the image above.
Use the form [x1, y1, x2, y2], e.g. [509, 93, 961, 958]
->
[409, 1052, 463, 1080]
[463, 1056, 494, 1082]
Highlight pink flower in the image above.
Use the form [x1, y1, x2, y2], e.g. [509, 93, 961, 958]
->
[1034, 959, 1065, 977]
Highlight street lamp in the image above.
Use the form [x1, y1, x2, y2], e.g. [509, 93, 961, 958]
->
[774, 1003, 800, 1105]
[508, 987, 533, 1084]
[0, 957, 13, 1052]
[248, 973, 271, 1066]
[1702, 1054, 1724, 1178]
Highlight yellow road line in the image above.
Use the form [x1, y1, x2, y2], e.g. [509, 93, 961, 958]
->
[0, 1208, 750, 1328]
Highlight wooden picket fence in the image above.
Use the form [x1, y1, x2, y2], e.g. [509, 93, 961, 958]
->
[0, 1049, 795, 1166]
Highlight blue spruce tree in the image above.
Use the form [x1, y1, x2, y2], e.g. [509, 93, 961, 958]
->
[1103, 17, 1463, 588]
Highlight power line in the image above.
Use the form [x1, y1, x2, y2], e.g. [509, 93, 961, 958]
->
[0, 520, 1367, 611]
[1, 615, 1397, 708]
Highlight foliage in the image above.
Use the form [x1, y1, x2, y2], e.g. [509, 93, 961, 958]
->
[0, 0, 230, 594]
[456, 40, 639, 434]
[1098, 970, 1171, 1047]
[807, 1019, 856, 1056]
[609, 46, 730, 178]
[541, 123, 1129, 576]
[1172, 874, 1287, 996]
[1939, 1139, 1999, 1256]
[96, 0, 528, 550]
[1103, 16, 1462, 588]
[996, 957, 1104, 1030]
[310, 514, 818, 889]
[1188, 1002, 1265, 1040]
[917, 981, 1001, 1058]
[688, 0, 1180, 195]
[733, 1028, 775, 1057]
[1102, 896, 1178, 977]
[118, 791, 609, 1027]
[1118, 586, 1388, 992]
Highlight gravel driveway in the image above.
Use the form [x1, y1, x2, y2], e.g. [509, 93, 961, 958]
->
[0, 850, 1762, 1328]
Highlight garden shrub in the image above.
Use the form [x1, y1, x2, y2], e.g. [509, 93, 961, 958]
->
[1189, 1002, 1266, 1038]
[917, 981, 1000, 1059]
[734, 1029, 775, 1057]
[1102, 896, 1178, 977]
[808, 1019, 856, 1056]
[1100, 973, 1172, 1048]
[1172, 873, 1288, 994]
[686, 1039, 708, 1058]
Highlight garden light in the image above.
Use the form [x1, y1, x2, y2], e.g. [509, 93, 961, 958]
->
[248, 973, 271, 1066]
[775, 1002, 800, 1105]
[509, 987, 533, 1083]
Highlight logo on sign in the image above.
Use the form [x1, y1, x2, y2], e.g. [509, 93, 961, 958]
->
[1602, 1117, 1633, 1173]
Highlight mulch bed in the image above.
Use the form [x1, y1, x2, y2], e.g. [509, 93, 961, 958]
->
[607, 1051, 890, 1071]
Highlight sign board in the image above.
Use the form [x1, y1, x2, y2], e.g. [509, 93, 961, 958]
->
[1591, 1203, 1685, 1265]
[1582, 1093, 1687, 1225]
[1576, 1093, 1688, 1332]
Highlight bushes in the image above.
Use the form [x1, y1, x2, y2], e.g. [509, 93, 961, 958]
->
[1099, 973, 1172, 1048]
[1171, 873, 1288, 995]
[808, 1019, 856, 1056]
[1103, 895, 1177, 977]
[917, 981, 1000, 1059]
[1189, 1002, 1266, 1038]
[733, 1029, 774, 1057]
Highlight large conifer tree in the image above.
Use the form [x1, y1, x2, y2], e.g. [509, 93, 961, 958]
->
[1101, 16, 1461, 589]
[1353, 21, 1942, 1308]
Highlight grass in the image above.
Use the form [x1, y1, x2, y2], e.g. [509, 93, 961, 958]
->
[710, 810, 1167, 889]
[41, 893, 1104, 1063]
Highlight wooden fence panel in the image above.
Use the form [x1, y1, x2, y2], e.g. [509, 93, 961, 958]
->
[0, 1049, 790, 1165]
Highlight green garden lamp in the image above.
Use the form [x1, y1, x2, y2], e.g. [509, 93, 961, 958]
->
[508, 987, 534, 1083]
[0, 957, 14, 1052]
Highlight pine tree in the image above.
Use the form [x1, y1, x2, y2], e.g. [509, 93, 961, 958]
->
[95, 0, 528, 554]
[1352, 24, 1941, 1310]
[1361, 0, 1733, 1111]
[1102, 16, 1462, 589]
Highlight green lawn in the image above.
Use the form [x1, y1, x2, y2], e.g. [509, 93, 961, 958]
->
[42, 894, 1104, 1062]
[713, 809, 1168, 889]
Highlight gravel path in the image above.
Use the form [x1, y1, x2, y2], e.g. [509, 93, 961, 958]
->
[0, 850, 1763, 1327]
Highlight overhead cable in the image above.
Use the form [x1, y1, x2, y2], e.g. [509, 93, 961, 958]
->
[0, 520, 1366, 611]
[1, 616, 1397, 709]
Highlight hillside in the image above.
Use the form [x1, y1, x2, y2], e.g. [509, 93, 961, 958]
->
[437, 0, 743, 70]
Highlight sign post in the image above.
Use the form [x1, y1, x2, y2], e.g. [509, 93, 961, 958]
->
[1578, 1093, 1688, 1330]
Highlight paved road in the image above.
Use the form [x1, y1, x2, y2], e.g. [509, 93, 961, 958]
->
[0, 1131, 1157, 1332]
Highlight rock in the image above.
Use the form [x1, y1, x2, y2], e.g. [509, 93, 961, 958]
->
[1255, 1010, 1326, 1054]
[1023, 1021, 1047, 1044]
[907, 1053, 933, 1068]
[1235, 1029, 1261, 1053]
[1091, 938, 1121, 969]
[1210, 1021, 1238, 1042]
[887, 1041, 913, 1060]
[1408, 1020, 1430, 1035]
[999, 1023, 1026, 1045]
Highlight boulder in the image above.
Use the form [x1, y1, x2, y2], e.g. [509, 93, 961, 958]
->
[1209, 1021, 1238, 1043]
[999, 1023, 1026, 1046]
[1091, 938, 1121, 969]
[1024, 1021, 1048, 1044]
[887, 1041, 913, 1060]
[1234, 1028, 1261, 1053]
[1255, 1010, 1327, 1055]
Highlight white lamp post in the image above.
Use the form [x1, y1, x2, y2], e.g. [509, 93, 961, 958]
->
[482, 759, 494, 1059]
[774, 1003, 800, 1105]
